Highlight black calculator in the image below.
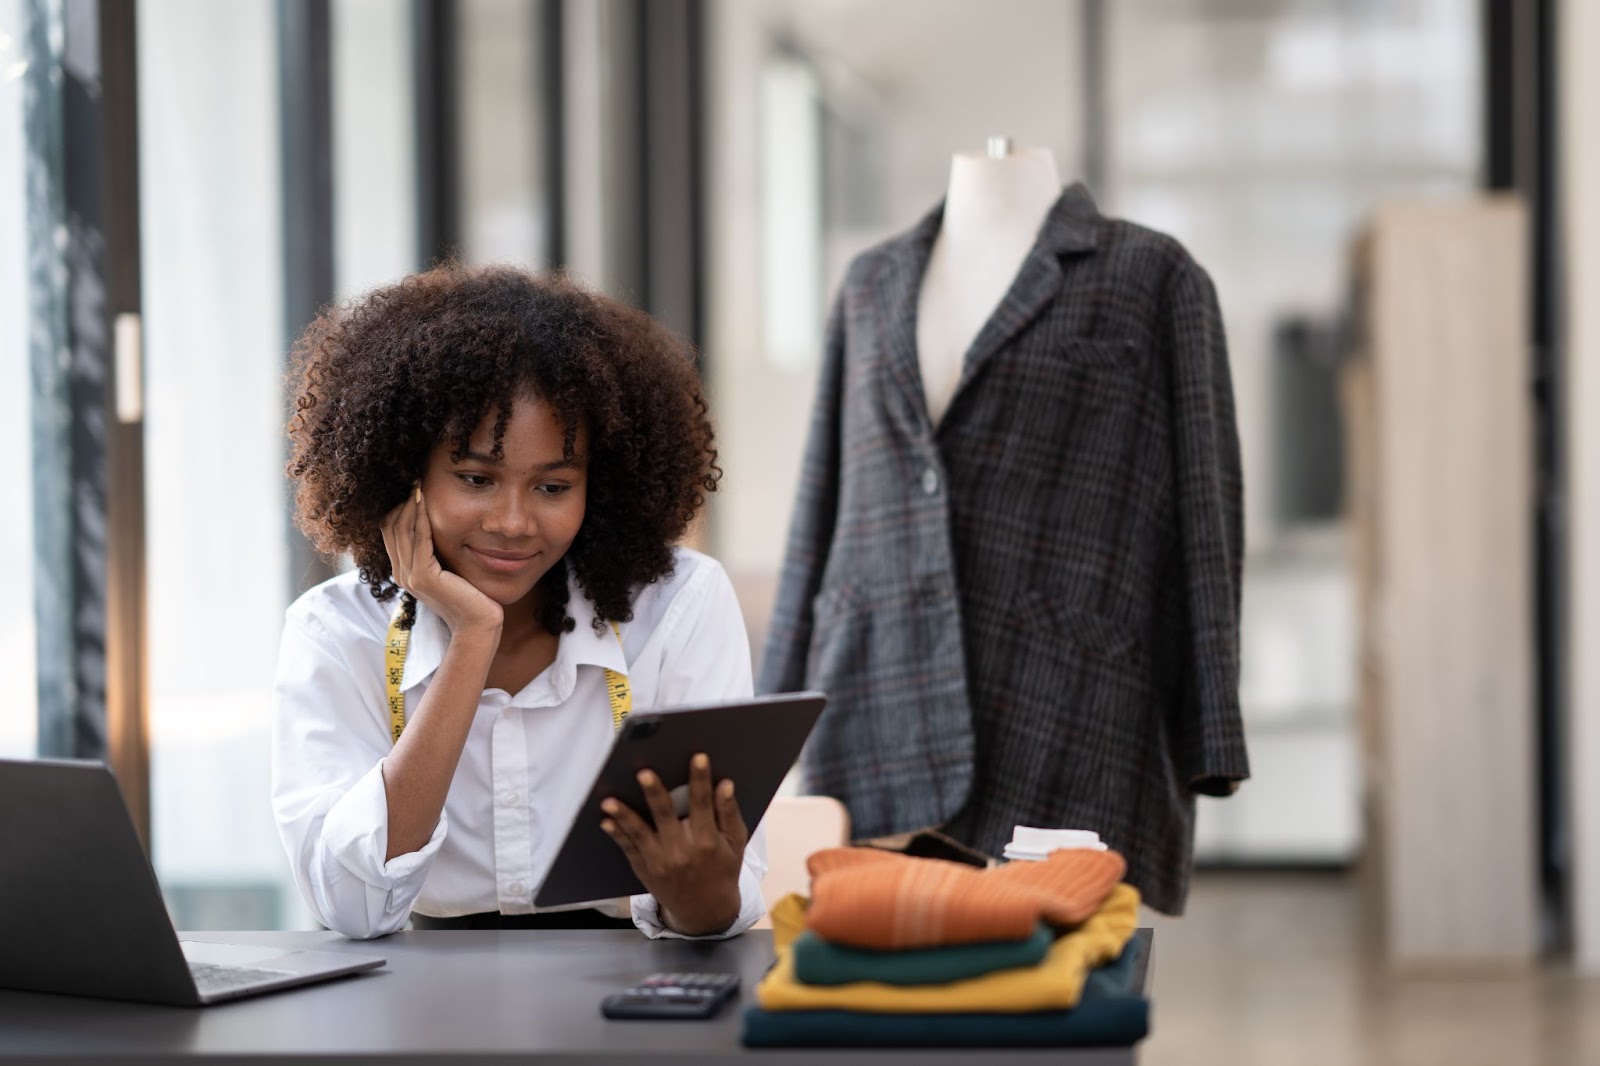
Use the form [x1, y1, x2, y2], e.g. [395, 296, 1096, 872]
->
[600, 971, 741, 1020]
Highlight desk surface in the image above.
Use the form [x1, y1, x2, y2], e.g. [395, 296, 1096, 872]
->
[0, 928, 1151, 1064]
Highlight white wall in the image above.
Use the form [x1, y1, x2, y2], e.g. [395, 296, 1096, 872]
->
[1562, 0, 1600, 974]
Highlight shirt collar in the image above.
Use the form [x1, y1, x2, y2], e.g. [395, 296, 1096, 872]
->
[398, 569, 629, 693]
[560, 575, 631, 678]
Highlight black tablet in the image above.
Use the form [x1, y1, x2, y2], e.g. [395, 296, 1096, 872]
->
[533, 691, 827, 908]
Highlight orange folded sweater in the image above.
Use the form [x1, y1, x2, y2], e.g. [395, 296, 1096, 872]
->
[805, 846, 1126, 950]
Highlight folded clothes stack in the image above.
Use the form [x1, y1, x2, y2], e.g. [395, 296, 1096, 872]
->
[740, 845, 1151, 1049]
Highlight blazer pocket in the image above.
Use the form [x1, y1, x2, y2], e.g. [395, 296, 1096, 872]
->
[1059, 337, 1141, 371]
[998, 337, 1148, 429]
[1026, 590, 1143, 666]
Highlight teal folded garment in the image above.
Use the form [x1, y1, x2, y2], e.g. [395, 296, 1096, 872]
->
[742, 939, 1150, 1049]
[791, 922, 1054, 986]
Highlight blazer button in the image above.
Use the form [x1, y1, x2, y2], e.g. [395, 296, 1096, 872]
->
[921, 467, 939, 495]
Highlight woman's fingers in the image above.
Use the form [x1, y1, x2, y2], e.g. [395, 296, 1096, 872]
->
[601, 812, 646, 871]
[380, 519, 398, 580]
[686, 754, 716, 836]
[414, 488, 437, 574]
[381, 490, 416, 590]
[602, 795, 654, 838]
[602, 796, 657, 863]
[636, 771, 685, 845]
[714, 778, 748, 852]
[401, 491, 420, 586]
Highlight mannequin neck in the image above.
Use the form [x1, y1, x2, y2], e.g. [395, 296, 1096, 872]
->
[914, 146, 1063, 426]
[941, 147, 1061, 239]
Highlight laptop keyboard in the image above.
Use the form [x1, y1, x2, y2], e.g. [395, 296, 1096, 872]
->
[189, 962, 298, 995]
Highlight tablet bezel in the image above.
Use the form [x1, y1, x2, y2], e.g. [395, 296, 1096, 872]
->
[532, 691, 827, 909]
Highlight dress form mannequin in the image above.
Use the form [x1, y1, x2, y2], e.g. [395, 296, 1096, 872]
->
[916, 138, 1062, 425]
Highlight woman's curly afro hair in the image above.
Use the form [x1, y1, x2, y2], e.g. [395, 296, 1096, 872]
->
[286, 263, 720, 635]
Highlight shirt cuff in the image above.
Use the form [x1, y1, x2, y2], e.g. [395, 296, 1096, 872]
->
[628, 861, 766, 940]
[321, 758, 448, 886]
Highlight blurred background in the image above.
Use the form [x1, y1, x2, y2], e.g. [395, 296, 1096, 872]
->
[3, 1, 1599, 1061]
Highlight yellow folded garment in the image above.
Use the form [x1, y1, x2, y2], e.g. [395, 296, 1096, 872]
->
[757, 883, 1140, 1014]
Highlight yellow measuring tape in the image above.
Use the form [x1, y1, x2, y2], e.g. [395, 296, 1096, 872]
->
[385, 608, 631, 743]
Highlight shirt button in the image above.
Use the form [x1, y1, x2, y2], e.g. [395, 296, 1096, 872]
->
[503, 791, 520, 807]
[921, 467, 939, 495]
[508, 881, 524, 896]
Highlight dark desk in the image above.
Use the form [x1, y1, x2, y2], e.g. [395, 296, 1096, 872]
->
[0, 928, 1151, 1064]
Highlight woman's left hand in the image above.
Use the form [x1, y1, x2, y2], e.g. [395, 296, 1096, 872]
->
[600, 753, 747, 936]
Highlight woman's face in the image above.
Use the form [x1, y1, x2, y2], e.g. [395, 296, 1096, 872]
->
[418, 393, 589, 615]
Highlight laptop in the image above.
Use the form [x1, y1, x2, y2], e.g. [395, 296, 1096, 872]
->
[0, 757, 384, 1006]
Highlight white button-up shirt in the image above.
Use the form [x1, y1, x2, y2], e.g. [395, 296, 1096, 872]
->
[270, 546, 766, 940]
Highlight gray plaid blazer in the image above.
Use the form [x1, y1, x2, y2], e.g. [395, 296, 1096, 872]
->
[758, 185, 1249, 914]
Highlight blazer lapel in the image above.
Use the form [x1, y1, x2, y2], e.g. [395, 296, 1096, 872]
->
[873, 184, 1103, 433]
[947, 184, 1102, 410]
[876, 202, 945, 434]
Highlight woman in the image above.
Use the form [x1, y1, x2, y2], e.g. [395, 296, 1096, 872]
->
[271, 264, 762, 940]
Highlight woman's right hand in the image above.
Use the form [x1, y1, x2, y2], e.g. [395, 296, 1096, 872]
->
[381, 485, 504, 637]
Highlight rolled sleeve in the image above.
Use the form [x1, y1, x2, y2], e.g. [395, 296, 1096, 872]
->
[312, 759, 448, 935]
[272, 610, 444, 939]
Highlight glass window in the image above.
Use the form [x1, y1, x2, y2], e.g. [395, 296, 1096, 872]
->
[0, 0, 36, 760]
[704, 0, 1481, 865]
[333, 0, 417, 299]
[1103, 0, 1480, 862]
[1106, 0, 1481, 549]
[704, 0, 1086, 594]
[758, 49, 824, 373]
[458, 0, 550, 269]
[137, 0, 299, 929]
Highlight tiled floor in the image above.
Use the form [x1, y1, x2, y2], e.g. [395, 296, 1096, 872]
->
[1140, 870, 1600, 1066]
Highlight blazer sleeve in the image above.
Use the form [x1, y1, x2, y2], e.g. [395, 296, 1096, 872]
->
[757, 289, 847, 695]
[1166, 257, 1251, 794]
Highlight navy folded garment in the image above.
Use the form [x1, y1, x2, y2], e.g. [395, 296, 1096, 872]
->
[742, 936, 1150, 1048]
